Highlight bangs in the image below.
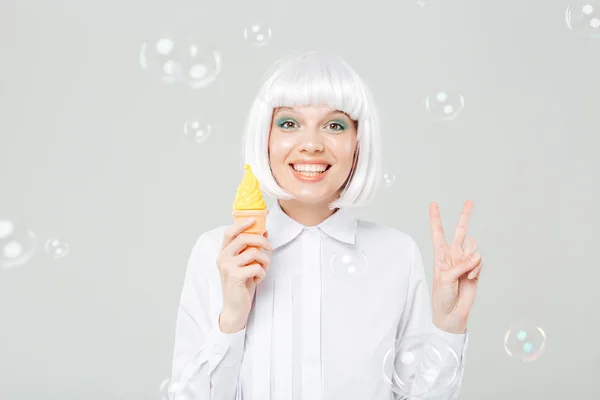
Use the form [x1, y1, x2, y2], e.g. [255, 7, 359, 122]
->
[259, 52, 368, 123]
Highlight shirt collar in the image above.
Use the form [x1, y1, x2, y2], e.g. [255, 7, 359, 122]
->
[266, 200, 358, 250]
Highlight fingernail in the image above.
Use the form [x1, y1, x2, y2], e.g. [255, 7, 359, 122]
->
[468, 271, 476, 279]
[470, 253, 481, 263]
[247, 218, 255, 223]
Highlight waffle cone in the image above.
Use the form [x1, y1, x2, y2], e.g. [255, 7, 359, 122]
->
[232, 209, 268, 235]
[232, 209, 268, 254]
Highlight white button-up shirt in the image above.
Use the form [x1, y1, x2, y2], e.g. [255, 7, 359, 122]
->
[170, 201, 469, 400]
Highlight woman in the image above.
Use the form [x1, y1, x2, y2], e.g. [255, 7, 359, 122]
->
[170, 51, 483, 400]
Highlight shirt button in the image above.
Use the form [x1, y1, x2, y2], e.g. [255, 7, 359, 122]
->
[306, 227, 319, 236]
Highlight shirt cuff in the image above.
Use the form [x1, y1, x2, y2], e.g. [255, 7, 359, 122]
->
[430, 325, 469, 361]
[203, 313, 247, 370]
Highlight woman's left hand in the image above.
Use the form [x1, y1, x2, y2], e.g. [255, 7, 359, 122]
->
[429, 200, 484, 334]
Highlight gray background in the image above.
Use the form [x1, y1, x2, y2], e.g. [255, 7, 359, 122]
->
[1, 0, 599, 398]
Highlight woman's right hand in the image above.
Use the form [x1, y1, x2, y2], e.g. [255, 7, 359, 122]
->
[217, 218, 272, 334]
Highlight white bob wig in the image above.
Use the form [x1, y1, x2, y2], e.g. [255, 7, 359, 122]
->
[241, 51, 382, 210]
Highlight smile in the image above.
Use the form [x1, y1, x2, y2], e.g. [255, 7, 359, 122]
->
[289, 163, 331, 182]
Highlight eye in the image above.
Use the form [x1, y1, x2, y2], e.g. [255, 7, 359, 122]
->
[277, 119, 298, 130]
[326, 122, 346, 132]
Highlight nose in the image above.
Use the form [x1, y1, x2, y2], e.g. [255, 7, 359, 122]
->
[297, 129, 325, 153]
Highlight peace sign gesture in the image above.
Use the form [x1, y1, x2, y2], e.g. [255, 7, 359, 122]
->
[429, 200, 484, 334]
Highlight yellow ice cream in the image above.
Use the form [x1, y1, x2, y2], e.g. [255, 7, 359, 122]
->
[233, 164, 267, 210]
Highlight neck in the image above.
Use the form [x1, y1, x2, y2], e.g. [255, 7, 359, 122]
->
[278, 198, 338, 226]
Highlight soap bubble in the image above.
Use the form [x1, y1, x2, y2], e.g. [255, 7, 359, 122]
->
[44, 238, 70, 260]
[566, 1, 600, 38]
[383, 335, 461, 398]
[382, 172, 396, 188]
[243, 23, 273, 47]
[183, 117, 212, 144]
[424, 91, 465, 121]
[0, 218, 37, 270]
[140, 36, 222, 89]
[330, 247, 368, 280]
[504, 321, 547, 362]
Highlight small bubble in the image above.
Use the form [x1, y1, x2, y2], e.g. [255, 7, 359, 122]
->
[44, 238, 71, 260]
[330, 248, 368, 280]
[243, 23, 273, 47]
[504, 321, 547, 362]
[183, 118, 212, 144]
[424, 90, 465, 121]
[382, 172, 396, 188]
[566, 1, 600, 39]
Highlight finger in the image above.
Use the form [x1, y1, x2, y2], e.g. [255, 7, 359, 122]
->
[225, 233, 273, 255]
[429, 202, 447, 256]
[237, 263, 267, 283]
[468, 258, 484, 280]
[221, 218, 256, 249]
[462, 236, 477, 256]
[449, 245, 463, 264]
[449, 237, 477, 270]
[235, 249, 271, 270]
[435, 247, 452, 272]
[446, 252, 481, 281]
[451, 200, 475, 248]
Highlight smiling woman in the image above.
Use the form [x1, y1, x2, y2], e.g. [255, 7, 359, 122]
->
[170, 51, 476, 400]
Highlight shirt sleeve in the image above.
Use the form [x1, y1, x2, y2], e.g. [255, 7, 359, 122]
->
[169, 234, 247, 400]
[393, 239, 469, 400]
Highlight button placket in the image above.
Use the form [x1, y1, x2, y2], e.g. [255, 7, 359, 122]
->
[301, 227, 323, 400]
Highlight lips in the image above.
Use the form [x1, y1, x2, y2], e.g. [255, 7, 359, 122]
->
[289, 164, 331, 182]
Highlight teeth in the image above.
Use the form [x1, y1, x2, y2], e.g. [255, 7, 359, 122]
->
[292, 163, 329, 172]
[297, 170, 323, 177]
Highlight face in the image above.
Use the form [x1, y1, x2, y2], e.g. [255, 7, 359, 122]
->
[268, 105, 358, 206]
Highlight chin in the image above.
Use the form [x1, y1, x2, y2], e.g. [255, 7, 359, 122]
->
[275, 170, 344, 206]
[284, 188, 338, 206]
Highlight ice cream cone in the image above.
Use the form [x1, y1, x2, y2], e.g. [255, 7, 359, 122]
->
[232, 164, 268, 254]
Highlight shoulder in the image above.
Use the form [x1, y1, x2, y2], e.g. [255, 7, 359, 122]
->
[195, 225, 228, 248]
[355, 218, 417, 251]
[187, 225, 229, 269]
[353, 219, 419, 291]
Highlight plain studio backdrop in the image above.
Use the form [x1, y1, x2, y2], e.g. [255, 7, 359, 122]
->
[1, 0, 599, 399]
